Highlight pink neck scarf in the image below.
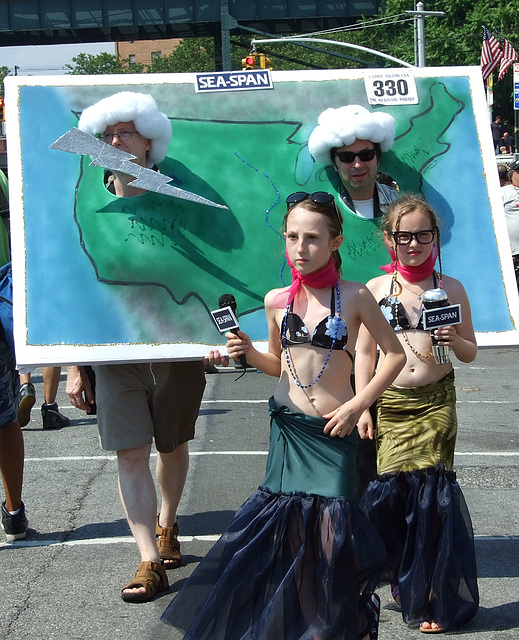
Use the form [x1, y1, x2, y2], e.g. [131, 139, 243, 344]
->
[273, 254, 339, 309]
[380, 243, 438, 283]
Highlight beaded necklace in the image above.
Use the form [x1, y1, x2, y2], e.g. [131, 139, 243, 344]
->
[282, 282, 342, 389]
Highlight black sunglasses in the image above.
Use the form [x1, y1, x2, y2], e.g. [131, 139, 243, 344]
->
[285, 191, 343, 233]
[286, 191, 335, 207]
[335, 148, 377, 164]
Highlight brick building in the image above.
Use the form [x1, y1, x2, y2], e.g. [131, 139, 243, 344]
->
[115, 38, 182, 69]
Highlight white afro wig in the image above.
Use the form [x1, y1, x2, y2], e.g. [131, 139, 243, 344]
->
[78, 91, 172, 167]
[307, 105, 395, 166]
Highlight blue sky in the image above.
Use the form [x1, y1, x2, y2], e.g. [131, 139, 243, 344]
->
[1, 42, 115, 75]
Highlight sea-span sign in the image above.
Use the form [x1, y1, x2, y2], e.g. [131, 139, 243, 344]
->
[195, 70, 273, 93]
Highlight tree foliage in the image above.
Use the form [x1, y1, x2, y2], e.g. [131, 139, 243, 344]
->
[66, 52, 144, 75]
[147, 38, 215, 73]
[353, 0, 519, 69]
[350, 0, 519, 129]
[0, 66, 11, 96]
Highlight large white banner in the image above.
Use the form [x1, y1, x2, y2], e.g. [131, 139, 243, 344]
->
[5, 66, 518, 367]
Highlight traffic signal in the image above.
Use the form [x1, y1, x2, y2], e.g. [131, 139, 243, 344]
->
[257, 53, 273, 70]
[241, 54, 256, 70]
[0, 98, 4, 122]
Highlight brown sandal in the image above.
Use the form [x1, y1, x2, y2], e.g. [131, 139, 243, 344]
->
[120, 560, 169, 602]
[156, 517, 182, 569]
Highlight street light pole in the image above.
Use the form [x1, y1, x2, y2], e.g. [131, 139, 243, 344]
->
[405, 1, 444, 67]
[220, 0, 238, 71]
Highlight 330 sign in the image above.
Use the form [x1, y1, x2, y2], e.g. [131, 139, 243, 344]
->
[373, 78, 410, 97]
[365, 72, 418, 105]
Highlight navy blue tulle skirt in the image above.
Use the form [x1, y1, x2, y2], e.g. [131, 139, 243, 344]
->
[162, 401, 386, 639]
[360, 466, 479, 630]
[161, 487, 386, 639]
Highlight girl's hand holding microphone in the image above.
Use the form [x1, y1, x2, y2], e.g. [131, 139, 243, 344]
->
[225, 330, 251, 361]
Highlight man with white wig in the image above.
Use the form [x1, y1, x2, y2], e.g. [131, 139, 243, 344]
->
[66, 91, 206, 602]
[76, 90, 173, 194]
[308, 104, 399, 218]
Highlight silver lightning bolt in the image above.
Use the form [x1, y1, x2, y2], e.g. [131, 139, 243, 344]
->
[50, 128, 228, 210]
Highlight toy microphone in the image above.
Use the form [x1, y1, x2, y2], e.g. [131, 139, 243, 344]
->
[422, 288, 451, 365]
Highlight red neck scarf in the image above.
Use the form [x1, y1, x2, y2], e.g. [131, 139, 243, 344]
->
[380, 242, 438, 283]
[273, 254, 339, 309]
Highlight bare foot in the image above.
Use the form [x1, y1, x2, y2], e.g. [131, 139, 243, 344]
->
[420, 620, 445, 634]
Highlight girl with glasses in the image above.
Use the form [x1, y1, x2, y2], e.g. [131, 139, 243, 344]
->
[162, 192, 406, 640]
[355, 195, 479, 634]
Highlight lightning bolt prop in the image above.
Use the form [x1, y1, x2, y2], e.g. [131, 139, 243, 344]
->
[50, 128, 228, 210]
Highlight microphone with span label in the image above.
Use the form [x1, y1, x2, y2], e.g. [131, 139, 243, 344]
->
[422, 288, 451, 365]
[218, 293, 247, 369]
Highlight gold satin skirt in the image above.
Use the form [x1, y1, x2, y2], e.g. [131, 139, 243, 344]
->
[376, 370, 457, 475]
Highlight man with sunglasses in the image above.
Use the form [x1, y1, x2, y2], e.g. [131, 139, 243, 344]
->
[308, 104, 399, 219]
[66, 91, 206, 603]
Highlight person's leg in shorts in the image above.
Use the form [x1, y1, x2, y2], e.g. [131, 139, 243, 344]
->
[93, 361, 205, 599]
[95, 362, 165, 562]
[152, 361, 206, 561]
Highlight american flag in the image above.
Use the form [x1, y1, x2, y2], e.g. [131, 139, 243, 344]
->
[498, 37, 518, 81]
[481, 27, 502, 81]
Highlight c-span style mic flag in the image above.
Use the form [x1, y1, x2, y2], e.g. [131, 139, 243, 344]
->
[481, 27, 502, 81]
[498, 37, 518, 81]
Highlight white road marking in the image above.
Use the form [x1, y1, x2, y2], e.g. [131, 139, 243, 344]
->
[2, 533, 517, 551]
[24, 449, 519, 463]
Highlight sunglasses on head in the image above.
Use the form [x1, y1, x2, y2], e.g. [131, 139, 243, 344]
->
[335, 148, 377, 164]
[285, 191, 343, 233]
[286, 191, 335, 207]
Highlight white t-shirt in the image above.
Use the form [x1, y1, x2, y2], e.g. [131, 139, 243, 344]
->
[351, 198, 375, 218]
[501, 184, 519, 255]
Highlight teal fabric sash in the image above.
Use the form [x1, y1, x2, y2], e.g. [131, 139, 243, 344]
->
[263, 397, 358, 499]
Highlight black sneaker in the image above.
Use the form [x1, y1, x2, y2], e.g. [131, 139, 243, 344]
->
[1, 501, 28, 541]
[41, 403, 70, 429]
[17, 382, 36, 427]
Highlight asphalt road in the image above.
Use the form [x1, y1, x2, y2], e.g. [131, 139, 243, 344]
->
[1, 347, 518, 640]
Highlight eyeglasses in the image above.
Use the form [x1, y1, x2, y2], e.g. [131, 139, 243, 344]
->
[391, 230, 436, 245]
[101, 131, 138, 143]
[335, 148, 376, 164]
[286, 191, 343, 233]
